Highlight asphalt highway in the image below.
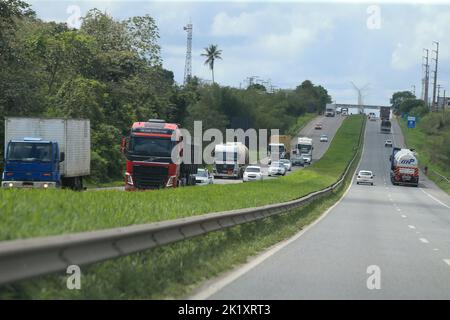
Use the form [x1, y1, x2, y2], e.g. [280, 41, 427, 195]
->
[199, 117, 450, 299]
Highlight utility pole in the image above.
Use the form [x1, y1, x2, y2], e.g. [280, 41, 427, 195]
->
[437, 84, 441, 109]
[183, 22, 193, 85]
[431, 41, 439, 108]
[422, 49, 430, 108]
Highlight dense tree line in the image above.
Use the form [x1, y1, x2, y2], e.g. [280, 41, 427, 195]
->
[0, 0, 331, 181]
[391, 91, 450, 171]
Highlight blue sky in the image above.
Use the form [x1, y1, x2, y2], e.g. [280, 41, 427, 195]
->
[28, 1, 450, 105]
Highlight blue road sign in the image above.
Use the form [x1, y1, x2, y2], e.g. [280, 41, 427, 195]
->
[407, 116, 416, 128]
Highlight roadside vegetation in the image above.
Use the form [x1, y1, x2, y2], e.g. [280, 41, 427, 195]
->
[398, 111, 450, 194]
[0, 116, 364, 299]
[0, 116, 363, 241]
[392, 91, 450, 194]
[0, 0, 331, 183]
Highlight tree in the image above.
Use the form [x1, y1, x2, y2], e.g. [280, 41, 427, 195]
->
[390, 91, 416, 114]
[247, 83, 266, 92]
[201, 44, 222, 84]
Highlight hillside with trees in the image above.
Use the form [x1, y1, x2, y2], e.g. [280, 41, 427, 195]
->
[0, 0, 332, 182]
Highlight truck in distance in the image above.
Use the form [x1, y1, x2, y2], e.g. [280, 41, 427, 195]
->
[213, 142, 249, 179]
[379, 106, 391, 133]
[2, 117, 90, 190]
[389, 147, 419, 187]
[122, 119, 198, 190]
[293, 137, 313, 165]
[325, 104, 336, 117]
[268, 135, 291, 160]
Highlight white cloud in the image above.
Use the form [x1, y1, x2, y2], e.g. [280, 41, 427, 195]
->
[390, 11, 450, 70]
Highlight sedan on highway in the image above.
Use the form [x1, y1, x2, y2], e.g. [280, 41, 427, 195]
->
[243, 166, 263, 182]
[268, 162, 286, 176]
[195, 168, 214, 185]
[279, 159, 292, 171]
[385, 140, 393, 147]
[320, 134, 328, 142]
[315, 123, 323, 130]
[356, 170, 375, 185]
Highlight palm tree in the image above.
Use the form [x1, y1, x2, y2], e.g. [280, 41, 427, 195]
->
[201, 44, 222, 84]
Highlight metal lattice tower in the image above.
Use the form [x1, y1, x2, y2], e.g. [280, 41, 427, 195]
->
[183, 22, 193, 85]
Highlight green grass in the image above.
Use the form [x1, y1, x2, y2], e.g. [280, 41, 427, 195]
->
[287, 112, 318, 136]
[84, 179, 124, 189]
[398, 117, 450, 195]
[0, 125, 364, 299]
[0, 116, 363, 242]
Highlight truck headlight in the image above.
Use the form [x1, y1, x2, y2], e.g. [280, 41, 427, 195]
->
[43, 183, 49, 188]
[8, 183, 14, 188]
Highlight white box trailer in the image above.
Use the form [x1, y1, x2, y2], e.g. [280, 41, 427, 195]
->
[4, 117, 90, 188]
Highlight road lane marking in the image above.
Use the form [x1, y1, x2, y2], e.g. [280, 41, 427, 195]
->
[444, 259, 450, 267]
[419, 238, 429, 244]
[189, 117, 359, 300]
[433, 248, 439, 251]
[401, 215, 407, 218]
[408, 225, 416, 229]
[419, 188, 450, 209]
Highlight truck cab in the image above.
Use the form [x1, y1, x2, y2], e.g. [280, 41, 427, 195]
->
[2, 138, 64, 189]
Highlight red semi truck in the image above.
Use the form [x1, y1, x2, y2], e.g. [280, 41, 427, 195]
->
[122, 119, 198, 190]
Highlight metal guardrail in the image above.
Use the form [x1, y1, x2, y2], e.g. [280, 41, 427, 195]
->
[431, 170, 450, 184]
[0, 118, 366, 286]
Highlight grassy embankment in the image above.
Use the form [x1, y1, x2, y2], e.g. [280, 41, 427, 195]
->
[0, 116, 363, 241]
[0, 115, 364, 299]
[398, 114, 450, 194]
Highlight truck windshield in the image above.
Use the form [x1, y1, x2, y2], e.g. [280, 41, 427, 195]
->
[7, 142, 52, 162]
[129, 136, 174, 158]
[298, 144, 312, 153]
[270, 145, 285, 154]
[216, 152, 238, 162]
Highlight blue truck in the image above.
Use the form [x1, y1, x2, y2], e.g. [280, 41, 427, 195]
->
[2, 117, 90, 190]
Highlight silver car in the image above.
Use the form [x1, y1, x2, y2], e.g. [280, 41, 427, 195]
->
[279, 159, 292, 171]
[268, 162, 286, 176]
[356, 170, 375, 185]
[195, 168, 214, 185]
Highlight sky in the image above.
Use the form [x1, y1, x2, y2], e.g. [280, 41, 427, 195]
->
[28, 0, 450, 105]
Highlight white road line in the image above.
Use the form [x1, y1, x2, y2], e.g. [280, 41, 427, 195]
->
[408, 225, 416, 229]
[444, 259, 450, 267]
[188, 118, 362, 300]
[419, 238, 429, 244]
[419, 188, 450, 209]
[433, 248, 439, 251]
[396, 208, 401, 212]
[401, 215, 407, 218]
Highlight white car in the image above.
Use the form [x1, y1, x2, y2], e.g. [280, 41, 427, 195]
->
[385, 140, 393, 147]
[243, 166, 263, 182]
[356, 170, 375, 185]
[268, 162, 286, 176]
[320, 134, 328, 142]
[279, 159, 292, 171]
[195, 168, 214, 185]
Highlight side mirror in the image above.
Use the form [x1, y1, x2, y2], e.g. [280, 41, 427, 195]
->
[121, 138, 126, 154]
[60, 152, 65, 162]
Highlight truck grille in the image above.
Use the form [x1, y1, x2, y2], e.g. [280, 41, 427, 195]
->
[133, 165, 169, 189]
[215, 164, 235, 174]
